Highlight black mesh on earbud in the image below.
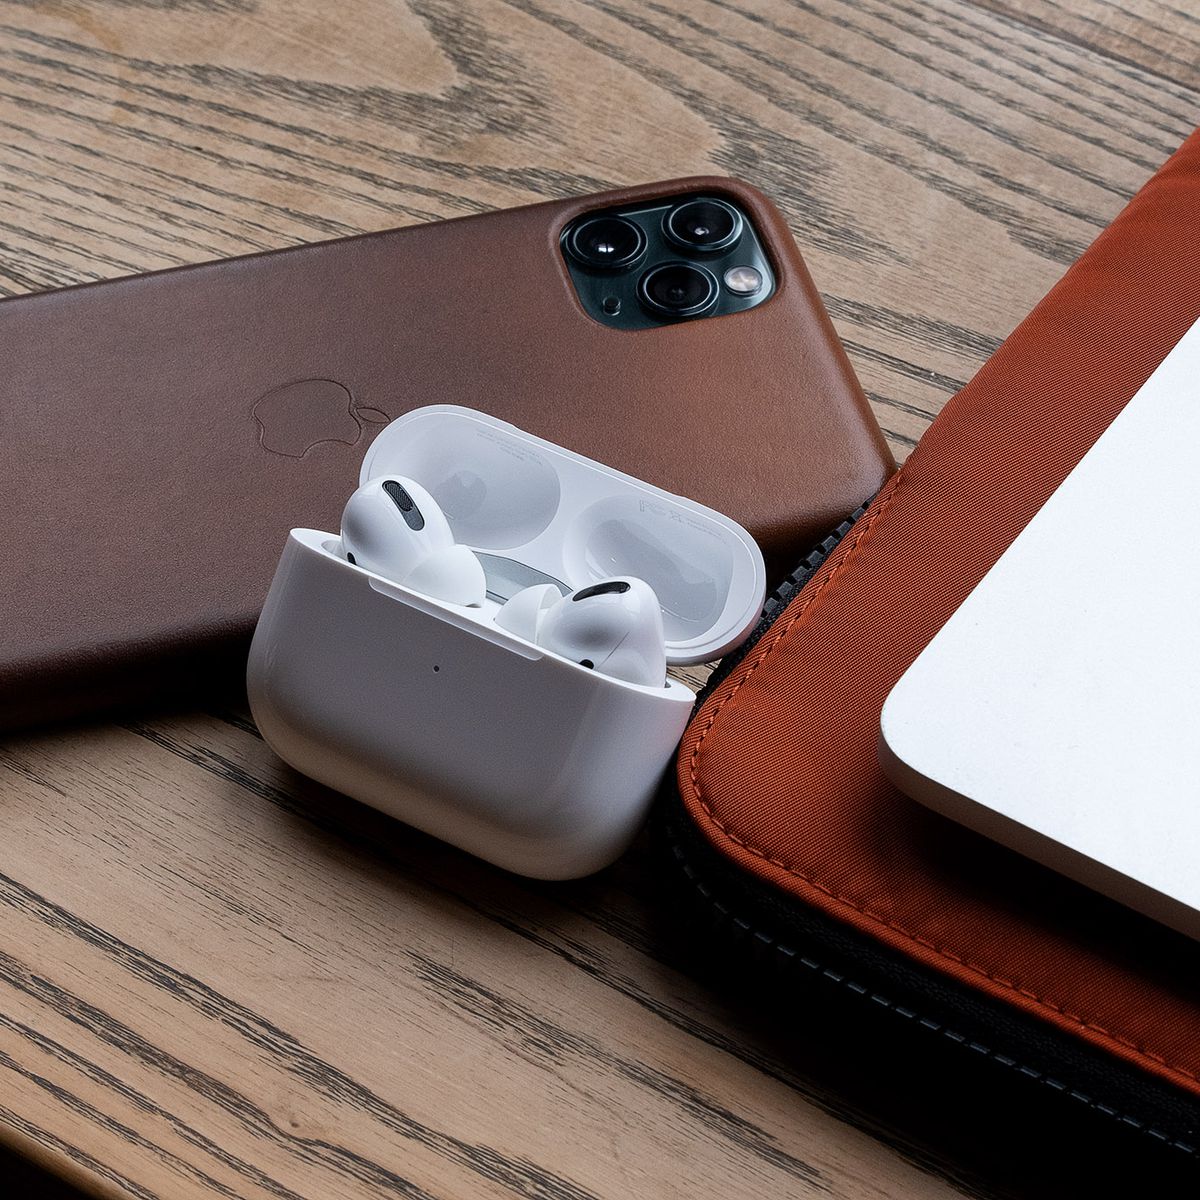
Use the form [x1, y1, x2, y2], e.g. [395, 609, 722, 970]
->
[573, 580, 630, 602]
[383, 479, 425, 531]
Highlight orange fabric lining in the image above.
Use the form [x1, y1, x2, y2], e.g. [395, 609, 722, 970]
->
[678, 129, 1200, 1097]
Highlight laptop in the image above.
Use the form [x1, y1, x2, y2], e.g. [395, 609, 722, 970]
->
[879, 316, 1200, 940]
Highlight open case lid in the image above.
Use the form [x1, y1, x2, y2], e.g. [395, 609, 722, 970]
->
[361, 406, 767, 665]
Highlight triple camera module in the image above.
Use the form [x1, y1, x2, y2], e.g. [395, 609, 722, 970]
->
[560, 195, 775, 331]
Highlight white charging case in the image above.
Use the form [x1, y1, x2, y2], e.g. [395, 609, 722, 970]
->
[247, 405, 766, 879]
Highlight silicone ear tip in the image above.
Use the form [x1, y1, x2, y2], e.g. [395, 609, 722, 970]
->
[405, 545, 487, 607]
[495, 583, 561, 639]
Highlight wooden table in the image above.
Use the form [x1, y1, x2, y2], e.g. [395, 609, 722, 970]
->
[1, 3, 1196, 1196]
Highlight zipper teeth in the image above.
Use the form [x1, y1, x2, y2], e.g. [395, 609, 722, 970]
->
[696, 503, 871, 706]
[668, 836, 1198, 1156]
[671, 503, 1199, 1158]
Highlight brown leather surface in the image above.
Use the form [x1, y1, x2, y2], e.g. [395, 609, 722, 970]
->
[0, 178, 891, 728]
[678, 135, 1200, 1097]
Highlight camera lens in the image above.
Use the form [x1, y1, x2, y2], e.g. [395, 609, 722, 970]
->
[664, 198, 742, 253]
[565, 215, 646, 270]
[638, 262, 719, 317]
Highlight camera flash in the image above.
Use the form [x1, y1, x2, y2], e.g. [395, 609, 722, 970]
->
[723, 265, 763, 295]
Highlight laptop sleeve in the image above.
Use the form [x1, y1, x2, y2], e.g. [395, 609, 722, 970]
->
[665, 129, 1200, 1153]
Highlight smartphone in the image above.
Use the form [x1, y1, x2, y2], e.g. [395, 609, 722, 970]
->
[0, 177, 892, 727]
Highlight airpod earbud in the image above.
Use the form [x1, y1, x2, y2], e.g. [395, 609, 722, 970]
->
[500, 576, 667, 687]
[341, 476, 486, 607]
[494, 582, 561, 639]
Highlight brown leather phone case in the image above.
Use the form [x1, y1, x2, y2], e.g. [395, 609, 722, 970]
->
[0, 177, 891, 728]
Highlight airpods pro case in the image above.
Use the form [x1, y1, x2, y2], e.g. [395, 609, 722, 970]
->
[247, 405, 766, 878]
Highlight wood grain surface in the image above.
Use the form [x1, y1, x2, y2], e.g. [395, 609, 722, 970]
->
[1, 1, 1197, 1197]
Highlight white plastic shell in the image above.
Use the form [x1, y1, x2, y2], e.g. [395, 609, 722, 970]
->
[247, 406, 766, 879]
[361, 406, 766, 664]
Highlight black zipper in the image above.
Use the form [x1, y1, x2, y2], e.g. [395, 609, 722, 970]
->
[659, 506, 1200, 1159]
[687, 504, 873, 709]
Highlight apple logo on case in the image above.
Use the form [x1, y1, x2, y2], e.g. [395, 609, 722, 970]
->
[252, 378, 390, 458]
